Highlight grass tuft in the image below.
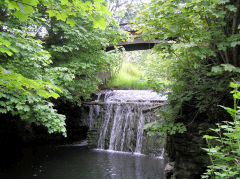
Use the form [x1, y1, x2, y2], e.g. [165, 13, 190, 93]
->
[107, 61, 149, 89]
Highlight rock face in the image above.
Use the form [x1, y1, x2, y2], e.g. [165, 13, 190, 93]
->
[165, 111, 215, 179]
[54, 100, 89, 141]
[86, 90, 167, 156]
[0, 100, 90, 146]
[0, 100, 91, 172]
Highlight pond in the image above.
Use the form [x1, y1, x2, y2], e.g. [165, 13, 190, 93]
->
[0, 142, 165, 179]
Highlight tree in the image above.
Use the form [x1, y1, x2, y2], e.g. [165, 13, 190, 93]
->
[135, 0, 240, 177]
[0, 0, 124, 136]
[135, 0, 240, 118]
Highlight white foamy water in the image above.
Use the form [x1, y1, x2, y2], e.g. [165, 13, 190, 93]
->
[87, 90, 167, 156]
[105, 90, 167, 102]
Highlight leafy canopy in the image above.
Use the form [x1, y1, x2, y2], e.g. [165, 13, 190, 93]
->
[0, 0, 124, 136]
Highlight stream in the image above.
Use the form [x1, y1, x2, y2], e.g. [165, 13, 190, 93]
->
[0, 142, 165, 179]
[0, 90, 167, 179]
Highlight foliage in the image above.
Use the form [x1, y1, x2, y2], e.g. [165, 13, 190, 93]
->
[107, 54, 148, 89]
[107, 50, 174, 90]
[45, 17, 123, 105]
[202, 82, 240, 179]
[136, 0, 240, 65]
[109, 49, 187, 135]
[135, 0, 240, 127]
[106, 0, 145, 25]
[143, 104, 186, 136]
[0, 24, 67, 135]
[3, 0, 110, 29]
[136, 50, 173, 92]
[135, 1, 240, 177]
[0, 0, 125, 136]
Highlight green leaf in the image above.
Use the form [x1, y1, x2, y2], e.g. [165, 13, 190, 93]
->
[230, 41, 240, 47]
[203, 135, 219, 139]
[23, 105, 30, 112]
[5, 0, 20, 10]
[46, 10, 57, 18]
[226, 5, 237, 12]
[14, 11, 28, 21]
[147, 131, 155, 136]
[230, 82, 238, 89]
[221, 64, 235, 72]
[219, 106, 236, 117]
[22, 0, 39, 6]
[23, 5, 34, 14]
[61, 0, 70, 6]
[66, 19, 76, 27]
[49, 92, 60, 99]
[211, 66, 223, 74]
[233, 93, 240, 99]
[0, 108, 7, 113]
[56, 12, 68, 21]
[93, 17, 107, 30]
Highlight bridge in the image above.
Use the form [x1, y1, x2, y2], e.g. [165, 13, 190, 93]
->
[106, 24, 159, 51]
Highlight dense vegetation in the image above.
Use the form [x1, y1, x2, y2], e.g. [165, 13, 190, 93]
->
[203, 82, 240, 178]
[106, 50, 173, 90]
[135, 0, 240, 178]
[106, 51, 149, 89]
[0, 0, 126, 136]
[1, 0, 240, 177]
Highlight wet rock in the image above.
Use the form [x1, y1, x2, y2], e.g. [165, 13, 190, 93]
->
[165, 162, 174, 171]
[165, 162, 175, 179]
[165, 111, 212, 179]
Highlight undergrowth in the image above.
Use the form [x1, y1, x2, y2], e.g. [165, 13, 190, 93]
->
[107, 61, 149, 89]
[202, 82, 240, 179]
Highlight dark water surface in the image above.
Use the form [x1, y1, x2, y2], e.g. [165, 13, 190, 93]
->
[0, 144, 165, 179]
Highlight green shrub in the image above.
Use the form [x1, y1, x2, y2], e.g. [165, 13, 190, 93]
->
[202, 82, 240, 179]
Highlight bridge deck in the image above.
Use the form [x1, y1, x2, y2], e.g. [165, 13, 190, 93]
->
[106, 38, 159, 51]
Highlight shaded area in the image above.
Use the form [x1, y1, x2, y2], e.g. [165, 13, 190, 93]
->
[0, 145, 165, 179]
[106, 39, 156, 51]
[106, 29, 158, 51]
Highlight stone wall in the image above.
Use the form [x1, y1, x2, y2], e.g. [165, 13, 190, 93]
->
[165, 111, 216, 179]
[0, 100, 90, 146]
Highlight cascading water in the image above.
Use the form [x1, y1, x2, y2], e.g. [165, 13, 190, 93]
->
[0, 91, 166, 179]
[87, 90, 167, 156]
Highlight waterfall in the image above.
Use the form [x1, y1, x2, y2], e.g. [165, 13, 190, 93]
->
[87, 90, 167, 156]
[97, 104, 113, 149]
[135, 111, 145, 153]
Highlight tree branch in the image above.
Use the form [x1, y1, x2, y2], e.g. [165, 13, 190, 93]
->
[142, 104, 165, 113]
[231, 0, 240, 66]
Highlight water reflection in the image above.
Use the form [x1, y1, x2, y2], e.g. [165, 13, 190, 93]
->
[0, 146, 165, 179]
